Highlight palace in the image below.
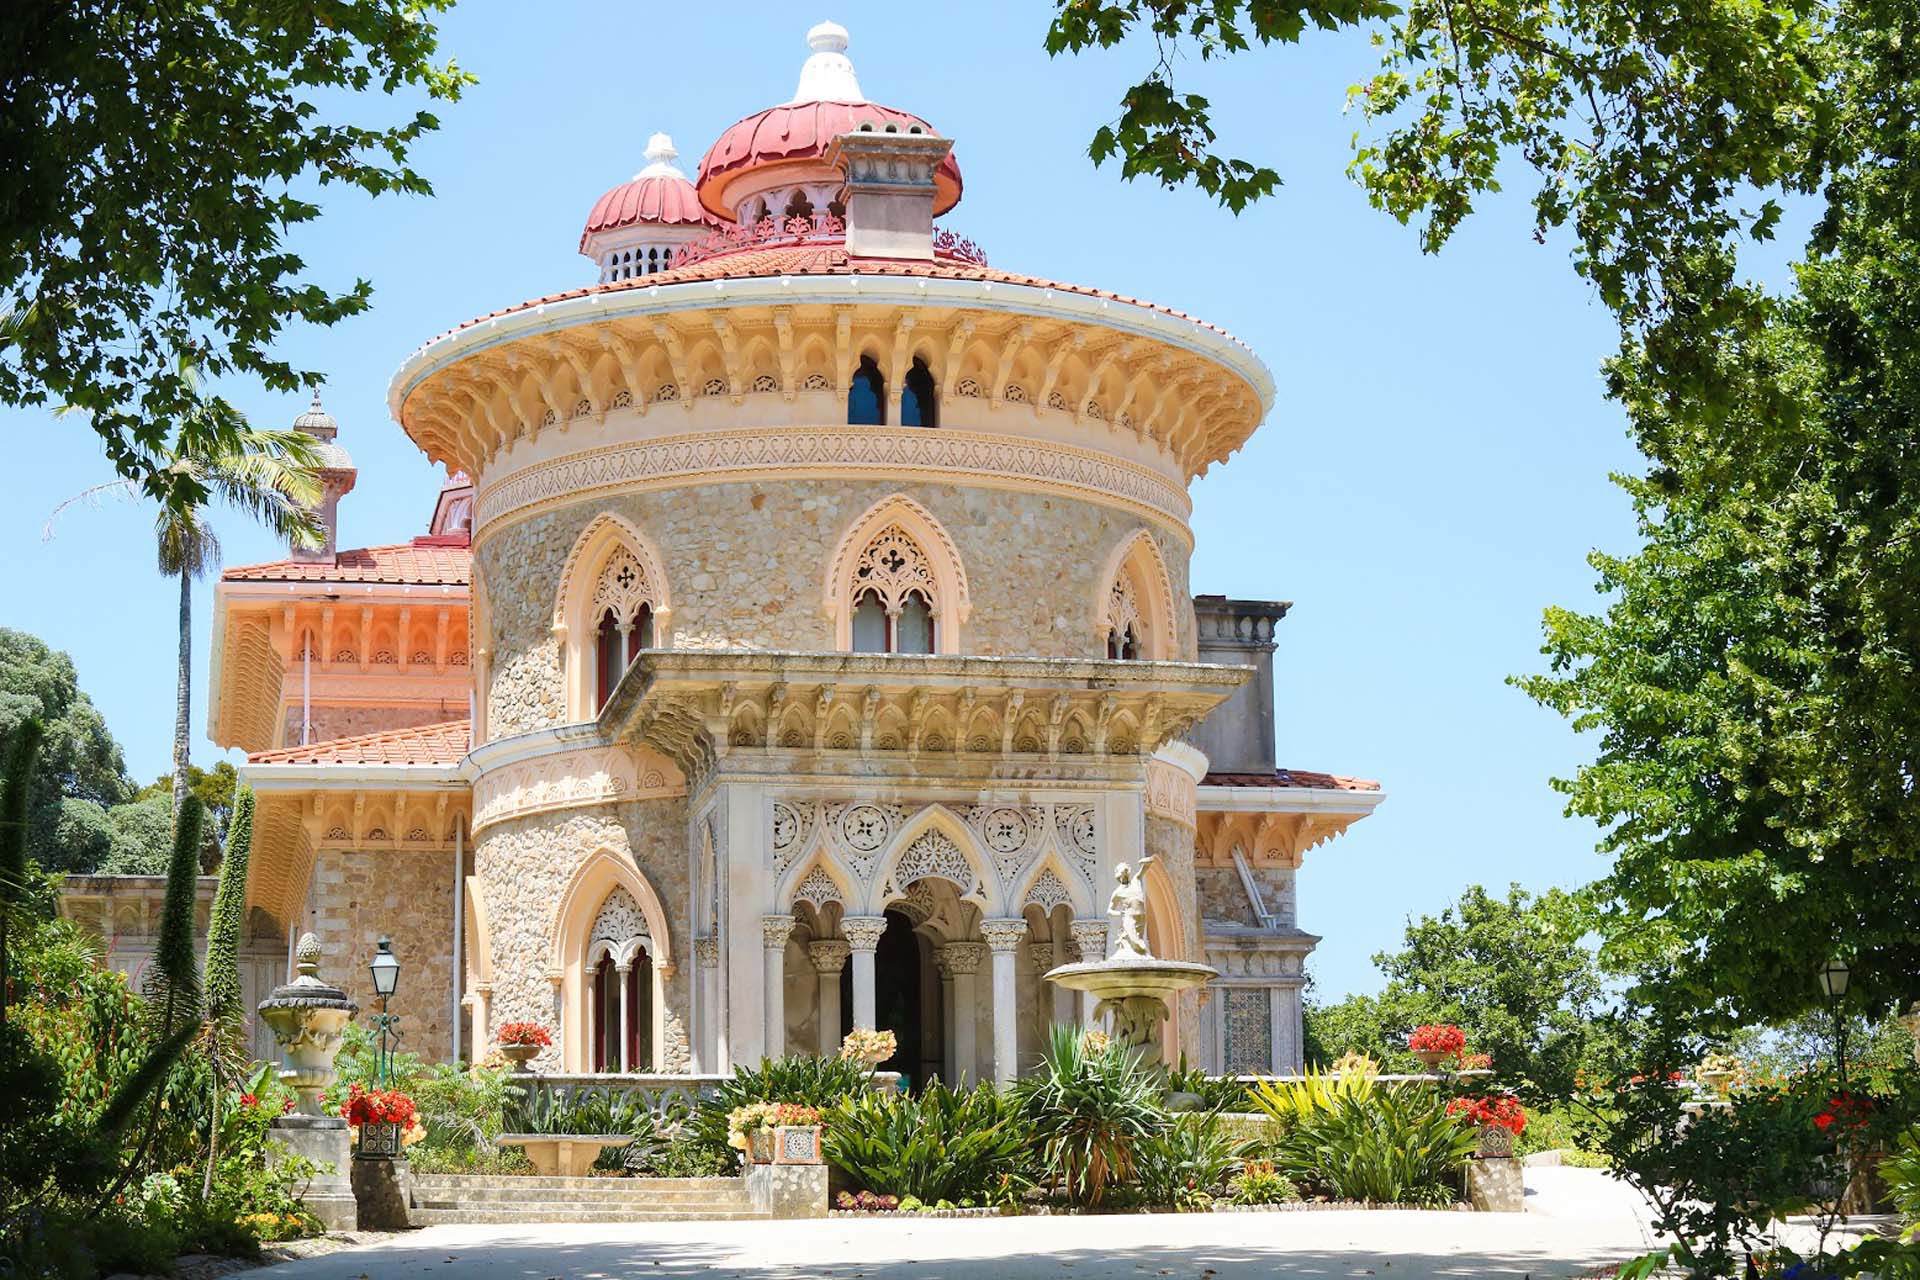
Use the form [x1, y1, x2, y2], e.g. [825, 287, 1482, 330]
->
[175, 23, 1383, 1083]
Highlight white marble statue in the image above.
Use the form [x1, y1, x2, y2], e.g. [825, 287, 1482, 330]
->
[1107, 857, 1155, 961]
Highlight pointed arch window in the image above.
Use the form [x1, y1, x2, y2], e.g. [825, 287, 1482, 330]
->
[591, 548, 658, 711]
[848, 355, 886, 425]
[849, 525, 938, 654]
[901, 356, 937, 428]
[587, 886, 653, 1072]
[1106, 574, 1146, 661]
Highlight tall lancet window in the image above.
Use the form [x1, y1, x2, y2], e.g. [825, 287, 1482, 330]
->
[848, 355, 886, 425]
[591, 548, 657, 711]
[901, 357, 937, 428]
[849, 524, 938, 654]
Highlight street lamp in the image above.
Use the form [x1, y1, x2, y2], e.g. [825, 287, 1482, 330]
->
[1818, 953, 1850, 1086]
[369, 936, 402, 1089]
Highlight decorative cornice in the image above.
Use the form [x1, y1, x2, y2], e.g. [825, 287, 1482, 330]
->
[473, 426, 1192, 543]
[471, 742, 681, 832]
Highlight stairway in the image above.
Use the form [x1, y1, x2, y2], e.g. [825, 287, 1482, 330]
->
[408, 1173, 771, 1224]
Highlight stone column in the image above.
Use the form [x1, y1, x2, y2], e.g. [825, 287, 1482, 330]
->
[470, 982, 492, 1052]
[1028, 941, 1059, 1041]
[1070, 922, 1108, 1025]
[1048, 938, 1077, 1028]
[809, 939, 850, 1056]
[761, 915, 795, 1059]
[841, 916, 888, 1030]
[694, 937, 720, 1072]
[615, 962, 632, 1072]
[931, 947, 957, 1083]
[939, 941, 984, 1084]
[981, 919, 1028, 1086]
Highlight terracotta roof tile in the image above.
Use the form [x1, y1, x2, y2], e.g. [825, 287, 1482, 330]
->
[428, 243, 1241, 347]
[222, 538, 471, 586]
[248, 719, 470, 766]
[1204, 769, 1381, 792]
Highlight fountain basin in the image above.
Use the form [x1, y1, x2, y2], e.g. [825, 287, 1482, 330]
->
[1044, 958, 1217, 1000]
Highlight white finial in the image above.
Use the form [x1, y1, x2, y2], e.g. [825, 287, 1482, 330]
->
[635, 132, 686, 180]
[309, 387, 324, 411]
[790, 20, 863, 104]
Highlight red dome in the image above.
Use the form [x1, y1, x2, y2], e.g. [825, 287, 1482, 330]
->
[581, 173, 713, 243]
[695, 100, 963, 220]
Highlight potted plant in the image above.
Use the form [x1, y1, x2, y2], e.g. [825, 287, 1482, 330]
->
[727, 1101, 783, 1164]
[1407, 1024, 1466, 1069]
[342, 1083, 418, 1159]
[497, 1021, 552, 1071]
[1695, 1051, 1740, 1094]
[770, 1102, 825, 1164]
[1448, 1093, 1527, 1158]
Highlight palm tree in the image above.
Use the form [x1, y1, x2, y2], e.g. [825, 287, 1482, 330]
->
[48, 379, 325, 818]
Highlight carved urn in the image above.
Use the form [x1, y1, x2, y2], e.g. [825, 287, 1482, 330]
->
[257, 933, 359, 1115]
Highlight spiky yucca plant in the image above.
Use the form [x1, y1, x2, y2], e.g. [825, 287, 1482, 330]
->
[1016, 1024, 1162, 1207]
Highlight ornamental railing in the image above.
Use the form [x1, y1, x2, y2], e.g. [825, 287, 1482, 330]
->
[669, 213, 987, 269]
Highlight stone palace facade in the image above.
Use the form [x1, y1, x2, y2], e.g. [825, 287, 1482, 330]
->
[183, 23, 1383, 1083]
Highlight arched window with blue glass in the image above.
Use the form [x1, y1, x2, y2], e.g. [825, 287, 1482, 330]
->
[847, 355, 886, 425]
[901, 356, 938, 428]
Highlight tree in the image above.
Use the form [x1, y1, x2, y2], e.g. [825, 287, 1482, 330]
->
[137, 762, 237, 870]
[1305, 884, 1618, 1093]
[0, 628, 147, 873]
[0, 0, 469, 517]
[0, 719, 43, 1033]
[49, 399, 323, 818]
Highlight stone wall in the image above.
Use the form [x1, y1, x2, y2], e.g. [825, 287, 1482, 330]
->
[1195, 864, 1297, 929]
[307, 847, 459, 1062]
[283, 703, 466, 747]
[471, 798, 692, 1072]
[478, 479, 1192, 738]
[1145, 812, 1200, 1060]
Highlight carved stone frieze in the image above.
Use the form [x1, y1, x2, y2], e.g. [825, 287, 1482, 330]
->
[472, 745, 677, 831]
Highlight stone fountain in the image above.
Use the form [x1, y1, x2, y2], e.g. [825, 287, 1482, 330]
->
[256, 933, 359, 1230]
[1044, 858, 1217, 1053]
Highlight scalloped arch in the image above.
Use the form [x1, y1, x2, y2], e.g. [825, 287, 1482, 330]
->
[552, 512, 674, 719]
[823, 494, 972, 654]
[1095, 527, 1181, 661]
[866, 804, 996, 915]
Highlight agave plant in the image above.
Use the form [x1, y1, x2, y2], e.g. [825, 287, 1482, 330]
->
[1016, 1025, 1162, 1208]
[1248, 1062, 1377, 1126]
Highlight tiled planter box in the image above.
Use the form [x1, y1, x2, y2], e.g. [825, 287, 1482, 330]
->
[773, 1124, 823, 1165]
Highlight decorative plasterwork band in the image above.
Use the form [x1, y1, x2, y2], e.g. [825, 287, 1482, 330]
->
[1146, 757, 1198, 828]
[471, 745, 681, 832]
[473, 426, 1192, 543]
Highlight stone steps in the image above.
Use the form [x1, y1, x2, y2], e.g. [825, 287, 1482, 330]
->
[408, 1205, 771, 1225]
[407, 1173, 764, 1225]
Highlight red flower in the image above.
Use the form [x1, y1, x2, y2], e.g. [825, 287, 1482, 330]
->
[341, 1083, 418, 1129]
[1407, 1024, 1467, 1055]
[1448, 1094, 1528, 1134]
[1814, 1113, 1835, 1131]
[497, 1021, 553, 1048]
[238, 1093, 259, 1109]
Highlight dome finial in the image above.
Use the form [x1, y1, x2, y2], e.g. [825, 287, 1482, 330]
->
[636, 132, 686, 180]
[790, 20, 863, 104]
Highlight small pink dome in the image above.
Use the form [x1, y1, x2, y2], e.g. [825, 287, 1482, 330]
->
[696, 100, 962, 221]
[579, 134, 716, 250]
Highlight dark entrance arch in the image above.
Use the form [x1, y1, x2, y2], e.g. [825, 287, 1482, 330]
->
[839, 908, 936, 1085]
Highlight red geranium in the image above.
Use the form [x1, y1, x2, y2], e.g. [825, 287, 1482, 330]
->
[497, 1021, 553, 1048]
[1448, 1094, 1528, 1135]
[1408, 1024, 1467, 1056]
[341, 1083, 417, 1129]
[1813, 1092, 1873, 1134]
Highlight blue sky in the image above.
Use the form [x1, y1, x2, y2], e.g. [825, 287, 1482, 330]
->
[1, 3, 1664, 1000]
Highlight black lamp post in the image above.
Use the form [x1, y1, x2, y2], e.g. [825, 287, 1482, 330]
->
[1818, 953, 1850, 1087]
[369, 936, 402, 1090]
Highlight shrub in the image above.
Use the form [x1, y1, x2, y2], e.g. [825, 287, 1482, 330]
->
[1134, 1113, 1245, 1210]
[407, 1144, 536, 1176]
[1247, 1062, 1375, 1126]
[685, 1055, 871, 1161]
[823, 1081, 1027, 1205]
[1164, 1063, 1251, 1112]
[1230, 1158, 1298, 1205]
[505, 1084, 657, 1136]
[1016, 1025, 1162, 1208]
[1271, 1088, 1475, 1206]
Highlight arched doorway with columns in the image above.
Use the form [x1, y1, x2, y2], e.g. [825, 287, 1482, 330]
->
[551, 847, 675, 1072]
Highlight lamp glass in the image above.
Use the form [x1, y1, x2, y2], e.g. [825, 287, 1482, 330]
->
[1818, 954, 1850, 1000]
[370, 936, 400, 997]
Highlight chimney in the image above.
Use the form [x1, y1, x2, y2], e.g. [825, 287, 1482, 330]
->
[825, 126, 954, 261]
[288, 388, 357, 564]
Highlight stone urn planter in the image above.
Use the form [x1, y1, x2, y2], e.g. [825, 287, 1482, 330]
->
[1475, 1123, 1517, 1159]
[499, 1043, 540, 1072]
[1697, 1068, 1737, 1094]
[256, 933, 358, 1114]
[773, 1124, 824, 1165]
[1412, 1049, 1451, 1070]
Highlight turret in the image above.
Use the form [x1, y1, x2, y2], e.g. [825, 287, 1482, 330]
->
[289, 388, 356, 564]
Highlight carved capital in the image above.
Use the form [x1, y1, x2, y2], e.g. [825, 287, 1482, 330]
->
[937, 941, 986, 975]
[693, 936, 720, 969]
[1070, 921, 1109, 962]
[761, 914, 797, 950]
[980, 918, 1028, 952]
[808, 939, 851, 975]
[841, 915, 889, 952]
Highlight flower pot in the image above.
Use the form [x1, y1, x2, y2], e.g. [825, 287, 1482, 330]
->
[1475, 1123, 1516, 1159]
[1697, 1068, 1736, 1093]
[746, 1128, 775, 1165]
[357, 1120, 403, 1159]
[1412, 1049, 1450, 1069]
[499, 1043, 540, 1071]
[773, 1124, 823, 1165]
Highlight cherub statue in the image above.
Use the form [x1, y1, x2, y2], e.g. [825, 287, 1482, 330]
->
[1107, 857, 1154, 961]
